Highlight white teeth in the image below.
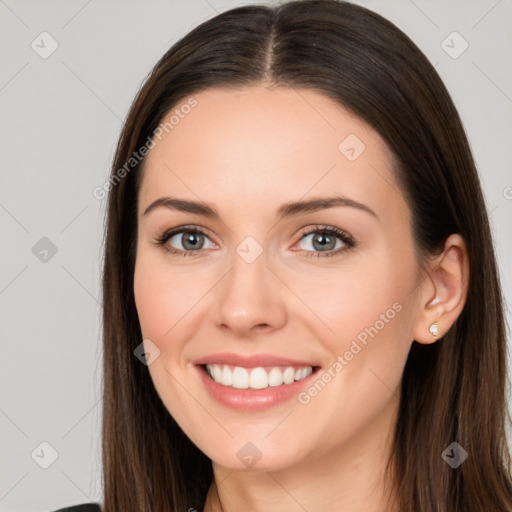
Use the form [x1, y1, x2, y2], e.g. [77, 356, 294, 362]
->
[283, 367, 295, 384]
[268, 367, 283, 386]
[212, 364, 223, 382]
[205, 364, 313, 389]
[232, 367, 249, 388]
[249, 367, 268, 389]
[221, 365, 232, 386]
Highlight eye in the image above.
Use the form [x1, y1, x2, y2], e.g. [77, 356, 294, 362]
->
[293, 225, 355, 258]
[153, 226, 216, 256]
[153, 224, 356, 258]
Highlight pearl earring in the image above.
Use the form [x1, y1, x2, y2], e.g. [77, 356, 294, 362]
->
[429, 322, 439, 338]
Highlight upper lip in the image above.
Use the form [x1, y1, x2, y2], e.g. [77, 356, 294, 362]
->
[193, 352, 320, 368]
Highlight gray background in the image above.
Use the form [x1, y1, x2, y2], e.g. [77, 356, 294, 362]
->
[1, 0, 511, 510]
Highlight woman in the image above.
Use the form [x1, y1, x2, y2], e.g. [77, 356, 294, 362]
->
[54, 0, 512, 510]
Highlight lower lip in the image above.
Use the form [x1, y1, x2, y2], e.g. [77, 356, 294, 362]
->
[196, 364, 319, 412]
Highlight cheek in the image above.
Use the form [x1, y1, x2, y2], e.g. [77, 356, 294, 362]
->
[292, 264, 414, 447]
[133, 255, 220, 447]
[133, 252, 194, 345]
[297, 250, 417, 406]
[133, 243, 210, 337]
[134, 265, 172, 340]
[299, 256, 412, 346]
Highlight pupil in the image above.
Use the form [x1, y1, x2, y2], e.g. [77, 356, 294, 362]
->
[313, 233, 334, 251]
[183, 232, 203, 250]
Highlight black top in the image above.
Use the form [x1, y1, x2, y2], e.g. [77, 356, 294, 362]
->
[52, 504, 102, 512]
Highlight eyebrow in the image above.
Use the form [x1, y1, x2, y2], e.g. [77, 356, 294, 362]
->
[142, 195, 377, 220]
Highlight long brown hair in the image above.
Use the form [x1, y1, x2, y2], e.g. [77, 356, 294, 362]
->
[100, 1, 512, 510]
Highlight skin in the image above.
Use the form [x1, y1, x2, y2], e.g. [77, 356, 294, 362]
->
[133, 85, 468, 512]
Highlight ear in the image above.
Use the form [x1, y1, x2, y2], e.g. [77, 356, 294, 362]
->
[413, 233, 469, 344]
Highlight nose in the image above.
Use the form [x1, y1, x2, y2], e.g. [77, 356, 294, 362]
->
[213, 249, 287, 338]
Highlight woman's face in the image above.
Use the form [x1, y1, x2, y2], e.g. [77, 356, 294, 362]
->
[133, 85, 425, 471]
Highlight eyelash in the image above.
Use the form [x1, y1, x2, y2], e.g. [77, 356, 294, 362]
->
[152, 224, 356, 258]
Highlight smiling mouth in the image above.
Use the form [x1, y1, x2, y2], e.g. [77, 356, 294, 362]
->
[200, 363, 320, 390]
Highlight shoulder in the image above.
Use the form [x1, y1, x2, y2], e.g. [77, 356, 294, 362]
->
[50, 504, 102, 512]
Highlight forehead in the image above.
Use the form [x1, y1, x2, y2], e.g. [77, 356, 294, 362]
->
[138, 85, 404, 221]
